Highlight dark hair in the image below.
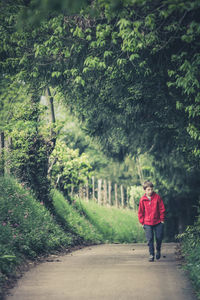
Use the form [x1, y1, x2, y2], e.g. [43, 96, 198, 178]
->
[143, 180, 154, 190]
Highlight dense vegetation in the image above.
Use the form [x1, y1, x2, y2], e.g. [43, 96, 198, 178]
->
[0, 0, 200, 297]
[0, 176, 72, 298]
[177, 214, 200, 299]
[1, 0, 200, 235]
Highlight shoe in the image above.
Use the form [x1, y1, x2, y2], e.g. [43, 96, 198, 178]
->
[156, 251, 161, 260]
[149, 255, 154, 262]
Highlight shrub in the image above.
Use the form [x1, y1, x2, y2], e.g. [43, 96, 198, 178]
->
[50, 141, 92, 196]
[128, 185, 144, 209]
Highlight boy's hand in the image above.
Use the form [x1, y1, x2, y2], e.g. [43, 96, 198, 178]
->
[161, 221, 164, 224]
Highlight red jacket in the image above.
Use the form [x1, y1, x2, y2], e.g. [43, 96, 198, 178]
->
[138, 192, 165, 226]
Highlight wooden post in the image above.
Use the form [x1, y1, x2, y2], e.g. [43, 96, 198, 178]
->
[108, 181, 112, 206]
[98, 179, 102, 205]
[121, 185, 124, 208]
[125, 187, 130, 209]
[115, 183, 118, 208]
[92, 176, 95, 201]
[103, 179, 107, 206]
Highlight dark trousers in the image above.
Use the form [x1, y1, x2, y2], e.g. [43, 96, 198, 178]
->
[143, 223, 164, 256]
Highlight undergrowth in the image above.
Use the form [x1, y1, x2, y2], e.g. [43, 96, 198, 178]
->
[0, 176, 72, 297]
[177, 212, 200, 299]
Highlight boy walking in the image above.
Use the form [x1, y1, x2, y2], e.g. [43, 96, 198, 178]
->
[138, 181, 165, 262]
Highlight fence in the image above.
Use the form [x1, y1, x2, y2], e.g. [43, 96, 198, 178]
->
[75, 177, 137, 210]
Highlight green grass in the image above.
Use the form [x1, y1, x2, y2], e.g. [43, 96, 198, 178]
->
[74, 199, 145, 243]
[51, 189, 103, 244]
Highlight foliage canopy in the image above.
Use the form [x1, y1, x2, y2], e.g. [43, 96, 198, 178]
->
[1, 0, 200, 235]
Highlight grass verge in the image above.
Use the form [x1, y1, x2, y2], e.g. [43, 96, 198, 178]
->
[0, 176, 73, 298]
[74, 199, 145, 243]
[51, 189, 103, 244]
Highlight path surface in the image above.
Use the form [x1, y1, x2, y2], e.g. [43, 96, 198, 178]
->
[6, 243, 197, 300]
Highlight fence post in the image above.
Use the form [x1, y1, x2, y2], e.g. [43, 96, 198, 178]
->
[92, 176, 95, 201]
[126, 187, 130, 209]
[115, 183, 118, 208]
[103, 179, 107, 205]
[108, 181, 112, 206]
[98, 179, 102, 205]
[121, 185, 124, 208]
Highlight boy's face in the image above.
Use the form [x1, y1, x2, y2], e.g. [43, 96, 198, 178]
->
[145, 187, 154, 197]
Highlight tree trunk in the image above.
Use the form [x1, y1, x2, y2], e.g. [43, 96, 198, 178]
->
[0, 132, 5, 176]
[46, 87, 56, 153]
[46, 87, 56, 124]
[46, 87, 57, 178]
[5, 136, 12, 174]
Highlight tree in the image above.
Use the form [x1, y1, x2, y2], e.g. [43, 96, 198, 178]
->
[1, 0, 200, 235]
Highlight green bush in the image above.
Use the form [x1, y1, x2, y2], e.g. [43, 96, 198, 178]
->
[177, 214, 200, 299]
[128, 185, 144, 209]
[74, 199, 146, 243]
[50, 141, 92, 196]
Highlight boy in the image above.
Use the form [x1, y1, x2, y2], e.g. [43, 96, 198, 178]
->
[138, 180, 165, 262]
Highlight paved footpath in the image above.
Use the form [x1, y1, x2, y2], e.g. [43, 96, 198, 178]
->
[6, 243, 197, 300]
